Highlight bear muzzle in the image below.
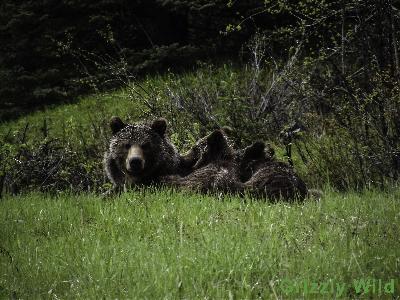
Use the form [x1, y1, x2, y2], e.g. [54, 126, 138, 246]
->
[126, 146, 145, 175]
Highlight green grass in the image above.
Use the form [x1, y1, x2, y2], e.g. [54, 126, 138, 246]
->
[0, 65, 241, 150]
[0, 89, 143, 147]
[1, 189, 399, 299]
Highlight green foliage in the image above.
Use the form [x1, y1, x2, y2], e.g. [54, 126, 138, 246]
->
[1, 189, 399, 298]
[1, 58, 399, 193]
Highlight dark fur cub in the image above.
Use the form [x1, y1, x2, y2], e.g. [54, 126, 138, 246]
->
[180, 126, 235, 171]
[235, 141, 275, 182]
[238, 141, 307, 201]
[104, 116, 181, 190]
[165, 130, 244, 194]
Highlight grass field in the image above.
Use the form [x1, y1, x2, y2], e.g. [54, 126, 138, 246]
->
[1, 188, 399, 299]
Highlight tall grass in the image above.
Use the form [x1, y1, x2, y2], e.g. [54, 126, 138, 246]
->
[1, 188, 399, 298]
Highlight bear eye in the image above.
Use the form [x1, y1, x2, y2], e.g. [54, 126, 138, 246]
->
[123, 142, 131, 150]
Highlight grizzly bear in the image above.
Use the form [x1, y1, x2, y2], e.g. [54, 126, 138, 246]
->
[103, 116, 183, 191]
[238, 141, 308, 201]
[235, 141, 275, 182]
[104, 116, 309, 201]
[174, 130, 308, 201]
[163, 129, 245, 194]
[179, 126, 235, 170]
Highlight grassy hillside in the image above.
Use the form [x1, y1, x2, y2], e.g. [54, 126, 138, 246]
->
[1, 64, 399, 299]
[0, 66, 246, 151]
[1, 189, 399, 299]
[2, 65, 311, 196]
[2, 62, 398, 194]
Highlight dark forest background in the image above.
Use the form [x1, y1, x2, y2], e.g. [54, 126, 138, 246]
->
[2, 1, 399, 120]
[1, 0, 275, 120]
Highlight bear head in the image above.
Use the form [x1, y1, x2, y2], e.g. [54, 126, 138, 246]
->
[107, 116, 176, 182]
[193, 129, 235, 169]
[236, 141, 275, 182]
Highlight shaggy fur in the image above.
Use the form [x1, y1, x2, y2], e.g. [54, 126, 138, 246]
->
[235, 141, 275, 182]
[238, 142, 308, 201]
[175, 132, 308, 201]
[104, 117, 309, 201]
[104, 117, 182, 190]
[164, 130, 244, 194]
[167, 130, 307, 201]
[244, 161, 308, 201]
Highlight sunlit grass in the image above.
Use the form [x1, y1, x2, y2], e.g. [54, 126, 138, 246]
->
[1, 188, 399, 298]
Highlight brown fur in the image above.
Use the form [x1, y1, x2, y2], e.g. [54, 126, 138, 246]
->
[244, 161, 308, 201]
[164, 130, 244, 194]
[104, 117, 183, 191]
[237, 142, 308, 201]
[168, 130, 307, 201]
[105, 117, 309, 201]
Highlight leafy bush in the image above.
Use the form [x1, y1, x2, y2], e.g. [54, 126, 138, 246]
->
[1, 138, 105, 196]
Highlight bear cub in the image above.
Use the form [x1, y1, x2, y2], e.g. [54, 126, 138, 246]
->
[164, 129, 244, 194]
[174, 130, 308, 201]
[238, 141, 308, 201]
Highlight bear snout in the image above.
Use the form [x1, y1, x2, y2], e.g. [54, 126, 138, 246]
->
[128, 157, 144, 173]
[126, 146, 145, 175]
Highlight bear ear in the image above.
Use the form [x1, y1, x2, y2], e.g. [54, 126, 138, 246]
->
[244, 141, 266, 159]
[110, 116, 126, 134]
[151, 118, 167, 136]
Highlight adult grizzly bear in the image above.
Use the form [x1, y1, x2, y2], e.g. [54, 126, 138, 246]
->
[103, 116, 183, 191]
